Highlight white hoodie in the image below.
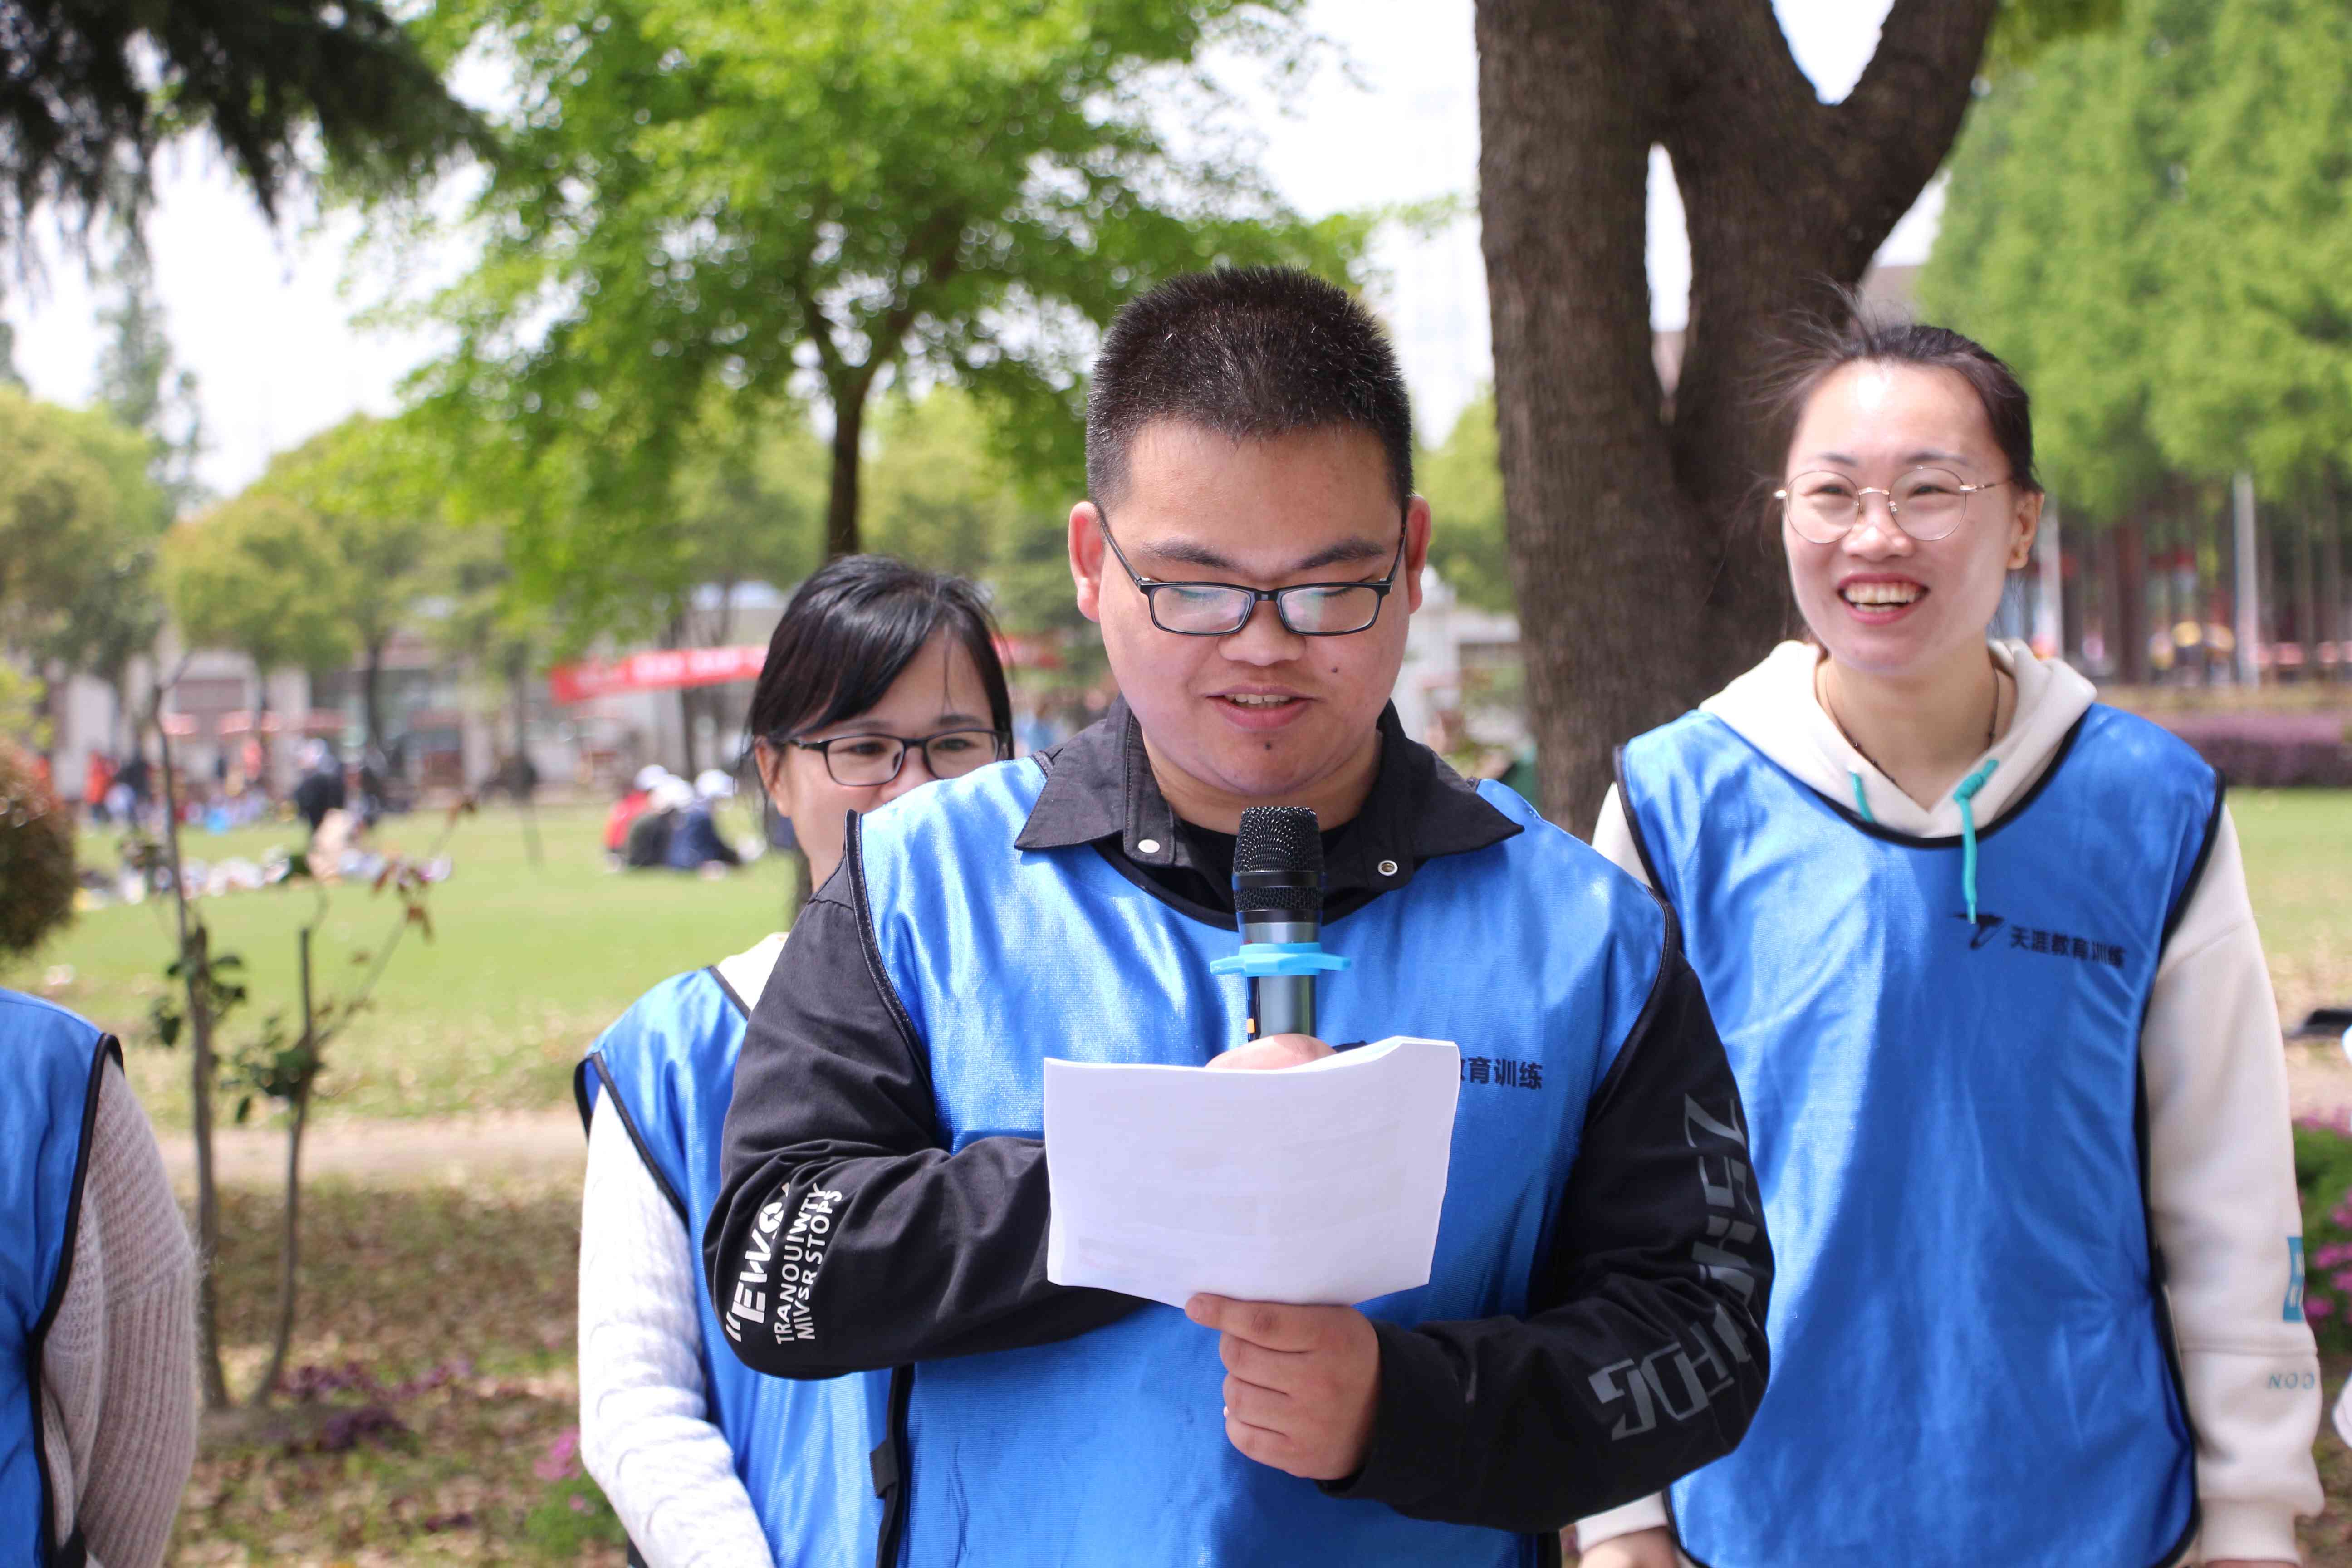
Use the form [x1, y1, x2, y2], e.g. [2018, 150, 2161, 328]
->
[1578, 640, 2322, 1564]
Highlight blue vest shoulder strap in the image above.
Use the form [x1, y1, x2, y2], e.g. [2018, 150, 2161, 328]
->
[1618, 706, 2222, 933]
[0, 991, 116, 1568]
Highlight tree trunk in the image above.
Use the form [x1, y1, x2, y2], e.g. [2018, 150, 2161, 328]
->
[2256, 491, 2277, 656]
[2114, 510, 2150, 685]
[507, 654, 542, 866]
[363, 637, 388, 754]
[661, 608, 701, 776]
[2154, 499, 2180, 676]
[32, 662, 55, 779]
[152, 701, 232, 1411]
[2323, 475, 2345, 683]
[250, 660, 274, 796]
[1474, 0, 2000, 831]
[825, 382, 868, 561]
[2292, 504, 2317, 676]
[253, 924, 317, 1406]
[679, 686, 702, 777]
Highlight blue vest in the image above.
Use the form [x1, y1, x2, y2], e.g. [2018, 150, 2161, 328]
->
[852, 758, 1672, 1568]
[578, 956, 891, 1568]
[0, 990, 113, 1568]
[1617, 706, 2216, 1568]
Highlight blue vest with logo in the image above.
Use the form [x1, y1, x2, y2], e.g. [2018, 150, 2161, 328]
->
[1617, 706, 2216, 1568]
[849, 757, 1673, 1568]
[0, 990, 113, 1568]
[578, 956, 890, 1568]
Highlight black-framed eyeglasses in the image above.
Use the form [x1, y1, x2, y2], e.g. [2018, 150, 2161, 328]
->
[786, 728, 1011, 787]
[1097, 512, 1408, 637]
[1775, 466, 2011, 544]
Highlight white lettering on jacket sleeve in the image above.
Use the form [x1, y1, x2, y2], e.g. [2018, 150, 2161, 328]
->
[775, 1188, 846, 1343]
[722, 1196, 791, 1344]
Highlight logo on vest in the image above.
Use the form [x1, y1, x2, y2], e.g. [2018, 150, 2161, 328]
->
[1972, 913, 2129, 969]
[1955, 909, 2007, 950]
[1459, 1055, 1543, 1089]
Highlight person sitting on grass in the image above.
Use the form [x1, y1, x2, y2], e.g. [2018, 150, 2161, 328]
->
[622, 775, 694, 871]
[574, 554, 1013, 1567]
[603, 765, 670, 867]
[663, 770, 746, 873]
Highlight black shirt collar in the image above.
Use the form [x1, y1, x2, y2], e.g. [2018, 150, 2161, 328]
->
[1014, 696, 1520, 910]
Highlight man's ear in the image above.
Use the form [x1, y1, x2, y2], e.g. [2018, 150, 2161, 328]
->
[1402, 495, 1434, 616]
[1069, 500, 1108, 625]
[753, 739, 796, 820]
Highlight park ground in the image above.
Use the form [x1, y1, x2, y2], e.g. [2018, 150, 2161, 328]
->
[4, 792, 2351, 1563]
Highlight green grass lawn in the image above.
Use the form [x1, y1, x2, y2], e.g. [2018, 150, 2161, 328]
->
[3, 802, 795, 1127]
[2237, 789, 2352, 1028]
[6, 789, 2346, 1130]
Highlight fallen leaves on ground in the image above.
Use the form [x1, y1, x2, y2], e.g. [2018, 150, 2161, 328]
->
[173, 1179, 624, 1566]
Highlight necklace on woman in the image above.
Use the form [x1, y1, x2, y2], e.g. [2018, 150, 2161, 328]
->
[1817, 659, 2004, 788]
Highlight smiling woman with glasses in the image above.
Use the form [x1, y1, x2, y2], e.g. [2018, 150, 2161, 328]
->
[573, 553, 1013, 1568]
[1578, 313, 2320, 1568]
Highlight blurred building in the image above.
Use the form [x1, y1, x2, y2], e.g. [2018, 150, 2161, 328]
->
[42, 582, 794, 808]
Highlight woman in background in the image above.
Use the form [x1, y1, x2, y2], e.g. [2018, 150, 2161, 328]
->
[576, 555, 1013, 1567]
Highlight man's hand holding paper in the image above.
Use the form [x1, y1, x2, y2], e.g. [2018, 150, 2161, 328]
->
[1041, 1035, 1463, 1311]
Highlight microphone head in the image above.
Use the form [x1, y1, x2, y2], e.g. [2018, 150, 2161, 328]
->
[1233, 805, 1322, 915]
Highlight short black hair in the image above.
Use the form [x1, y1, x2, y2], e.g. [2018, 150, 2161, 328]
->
[745, 554, 1013, 750]
[1086, 267, 1413, 512]
[1766, 296, 2042, 498]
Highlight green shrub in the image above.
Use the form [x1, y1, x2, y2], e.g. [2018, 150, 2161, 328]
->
[2292, 1119, 2352, 1349]
[0, 741, 74, 956]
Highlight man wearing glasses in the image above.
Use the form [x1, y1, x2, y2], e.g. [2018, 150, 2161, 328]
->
[707, 267, 1771, 1568]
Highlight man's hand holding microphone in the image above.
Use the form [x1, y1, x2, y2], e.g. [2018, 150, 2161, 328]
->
[1186, 807, 1379, 1481]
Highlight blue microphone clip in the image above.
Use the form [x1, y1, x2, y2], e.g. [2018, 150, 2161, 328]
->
[1210, 941, 1353, 979]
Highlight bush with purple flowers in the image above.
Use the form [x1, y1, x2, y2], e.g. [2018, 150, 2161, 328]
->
[2292, 1119, 2352, 1348]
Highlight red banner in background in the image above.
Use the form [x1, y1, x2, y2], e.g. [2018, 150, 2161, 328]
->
[550, 633, 1060, 703]
[548, 646, 768, 704]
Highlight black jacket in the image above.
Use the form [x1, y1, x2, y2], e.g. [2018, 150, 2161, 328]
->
[706, 705, 1772, 1531]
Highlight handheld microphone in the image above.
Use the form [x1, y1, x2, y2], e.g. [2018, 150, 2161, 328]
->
[1210, 805, 1349, 1040]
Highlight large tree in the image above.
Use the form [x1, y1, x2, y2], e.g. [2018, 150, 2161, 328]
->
[163, 493, 355, 721]
[1473, 0, 2109, 831]
[249, 416, 447, 752]
[405, 0, 1366, 602]
[0, 0, 482, 252]
[0, 386, 166, 737]
[1923, 0, 2352, 676]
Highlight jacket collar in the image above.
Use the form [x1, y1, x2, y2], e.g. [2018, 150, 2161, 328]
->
[1013, 696, 1520, 896]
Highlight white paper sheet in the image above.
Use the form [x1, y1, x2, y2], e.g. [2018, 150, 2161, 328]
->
[1043, 1037, 1462, 1309]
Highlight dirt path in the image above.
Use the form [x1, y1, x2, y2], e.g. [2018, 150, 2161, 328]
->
[147, 1035, 2352, 1195]
[157, 1104, 584, 1192]
[2293, 1038, 2352, 1127]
